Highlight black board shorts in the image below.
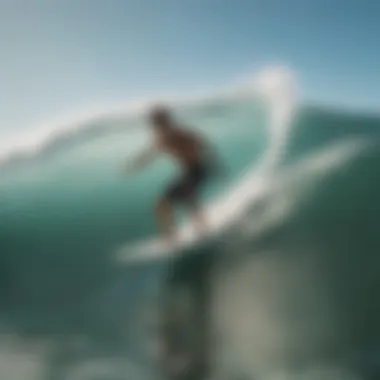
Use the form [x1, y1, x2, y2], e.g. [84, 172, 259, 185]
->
[164, 161, 209, 202]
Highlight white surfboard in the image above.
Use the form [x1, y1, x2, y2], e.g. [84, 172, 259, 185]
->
[116, 224, 217, 264]
[115, 171, 266, 264]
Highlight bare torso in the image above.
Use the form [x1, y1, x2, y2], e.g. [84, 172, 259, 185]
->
[157, 127, 203, 167]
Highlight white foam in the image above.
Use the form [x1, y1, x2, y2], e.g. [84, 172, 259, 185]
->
[0, 65, 296, 168]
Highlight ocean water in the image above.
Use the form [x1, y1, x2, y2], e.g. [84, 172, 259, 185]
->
[1, 68, 380, 380]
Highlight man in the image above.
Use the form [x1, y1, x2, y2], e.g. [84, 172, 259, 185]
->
[126, 106, 221, 244]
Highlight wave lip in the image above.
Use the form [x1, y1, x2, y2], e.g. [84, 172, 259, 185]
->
[0, 65, 297, 170]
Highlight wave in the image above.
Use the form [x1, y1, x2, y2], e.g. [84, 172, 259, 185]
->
[0, 65, 296, 171]
[1, 136, 377, 380]
[3, 64, 380, 380]
[160, 136, 380, 380]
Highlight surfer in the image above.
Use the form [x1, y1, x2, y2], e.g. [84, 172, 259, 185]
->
[126, 105, 222, 245]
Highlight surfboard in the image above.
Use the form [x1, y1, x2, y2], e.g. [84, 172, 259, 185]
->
[115, 172, 266, 265]
[115, 220, 218, 264]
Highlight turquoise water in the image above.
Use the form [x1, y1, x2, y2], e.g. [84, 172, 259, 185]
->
[1, 93, 380, 380]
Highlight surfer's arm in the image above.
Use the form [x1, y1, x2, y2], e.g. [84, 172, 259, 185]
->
[126, 143, 161, 173]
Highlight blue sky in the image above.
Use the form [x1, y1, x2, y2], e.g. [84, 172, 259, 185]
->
[0, 0, 379, 131]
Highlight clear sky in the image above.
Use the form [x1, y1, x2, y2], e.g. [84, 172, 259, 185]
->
[0, 0, 379, 131]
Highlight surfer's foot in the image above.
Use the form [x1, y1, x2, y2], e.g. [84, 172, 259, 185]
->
[156, 199, 176, 236]
[164, 230, 179, 249]
[192, 212, 208, 237]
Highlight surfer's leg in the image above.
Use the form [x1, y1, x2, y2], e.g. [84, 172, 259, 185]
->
[155, 198, 175, 240]
[180, 168, 208, 235]
[183, 162, 209, 235]
[187, 195, 207, 235]
[158, 178, 183, 243]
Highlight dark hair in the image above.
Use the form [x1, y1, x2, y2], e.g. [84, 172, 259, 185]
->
[148, 105, 171, 126]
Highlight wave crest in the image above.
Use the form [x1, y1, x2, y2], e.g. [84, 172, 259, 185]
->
[0, 65, 298, 170]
